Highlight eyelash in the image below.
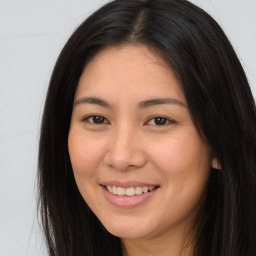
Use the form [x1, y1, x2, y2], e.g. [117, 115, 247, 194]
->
[82, 115, 175, 126]
[82, 115, 109, 124]
[146, 116, 175, 126]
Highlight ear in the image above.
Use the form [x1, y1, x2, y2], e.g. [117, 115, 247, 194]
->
[211, 158, 221, 170]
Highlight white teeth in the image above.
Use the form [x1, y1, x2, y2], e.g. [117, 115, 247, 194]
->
[106, 185, 156, 196]
[107, 185, 112, 192]
[126, 187, 135, 196]
[135, 187, 143, 195]
[117, 187, 125, 196]
[112, 186, 117, 195]
[142, 187, 148, 193]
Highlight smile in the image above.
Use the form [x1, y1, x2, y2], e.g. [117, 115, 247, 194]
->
[101, 183, 160, 208]
[105, 185, 156, 196]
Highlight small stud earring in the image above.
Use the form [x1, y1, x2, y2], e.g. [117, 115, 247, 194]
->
[212, 158, 221, 170]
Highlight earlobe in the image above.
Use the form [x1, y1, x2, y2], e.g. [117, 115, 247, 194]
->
[211, 158, 221, 170]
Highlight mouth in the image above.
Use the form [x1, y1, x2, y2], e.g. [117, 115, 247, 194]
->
[103, 185, 159, 196]
[100, 181, 160, 208]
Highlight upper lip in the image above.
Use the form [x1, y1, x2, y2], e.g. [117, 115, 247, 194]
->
[100, 180, 159, 188]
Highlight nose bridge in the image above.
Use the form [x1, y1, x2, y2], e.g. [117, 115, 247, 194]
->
[113, 122, 132, 148]
[104, 121, 145, 171]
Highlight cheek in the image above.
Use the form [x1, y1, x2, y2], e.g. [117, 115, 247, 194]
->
[148, 134, 211, 227]
[68, 131, 105, 177]
[150, 131, 210, 174]
[149, 131, 211, 201]
[68, 130, 105, 205]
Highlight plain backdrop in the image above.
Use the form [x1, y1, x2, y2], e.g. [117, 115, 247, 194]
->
[0, 0, 255, 255]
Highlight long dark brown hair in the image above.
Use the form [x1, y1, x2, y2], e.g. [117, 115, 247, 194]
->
[38, 0, 256, 255]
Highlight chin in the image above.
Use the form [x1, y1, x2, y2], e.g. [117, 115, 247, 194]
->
[100, 217, 155, 239]
[107, 228, 147, 239]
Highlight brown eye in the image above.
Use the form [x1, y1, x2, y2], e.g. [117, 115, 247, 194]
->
[147, 116, 174, 126]
[83, 115, 109, 124]
[154, 117, 167, 125]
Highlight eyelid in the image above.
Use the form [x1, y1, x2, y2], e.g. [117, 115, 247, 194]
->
[145, 115, 176, 126]
[81, 114, 110, 124]
[80, 114, 175, 126]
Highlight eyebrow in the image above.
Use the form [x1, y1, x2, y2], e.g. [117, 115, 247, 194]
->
[74, 97, 112, 108]
[138, 98, 187, 108]
[73, 96, 187, 108]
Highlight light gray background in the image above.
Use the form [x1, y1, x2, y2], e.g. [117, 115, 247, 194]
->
[0, 1, 255, 255]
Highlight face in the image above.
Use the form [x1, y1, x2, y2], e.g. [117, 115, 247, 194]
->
[68, 45, 212, 241]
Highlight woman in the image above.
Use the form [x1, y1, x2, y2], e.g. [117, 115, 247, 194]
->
[38, 0, 256, 255]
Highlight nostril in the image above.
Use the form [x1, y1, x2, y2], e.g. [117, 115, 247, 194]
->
[103, 145, 147, 172]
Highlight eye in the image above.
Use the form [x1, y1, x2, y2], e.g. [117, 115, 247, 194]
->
[147, 116, 174, 126]
[82, 115, 109, 124]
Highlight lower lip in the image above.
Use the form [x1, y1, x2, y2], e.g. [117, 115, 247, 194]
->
[101, 186, 159, 208]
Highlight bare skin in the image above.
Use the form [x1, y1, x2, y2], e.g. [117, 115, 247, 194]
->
[68, 45, 211, 256]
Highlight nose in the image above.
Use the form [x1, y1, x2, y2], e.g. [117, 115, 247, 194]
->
[103, 124, 146, 172]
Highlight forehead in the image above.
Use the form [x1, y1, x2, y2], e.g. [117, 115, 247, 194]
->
[75, 44, 185, 103]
